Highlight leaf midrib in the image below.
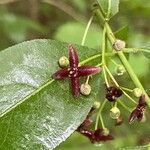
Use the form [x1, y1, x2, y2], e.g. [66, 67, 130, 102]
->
[0, 52, 100, 119]
[0, 79, 55, 118]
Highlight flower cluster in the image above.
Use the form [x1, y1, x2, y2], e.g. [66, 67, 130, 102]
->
[52, 45, 101, 97]
[129, 95, 147, 123]
[77, 107, 114, 143]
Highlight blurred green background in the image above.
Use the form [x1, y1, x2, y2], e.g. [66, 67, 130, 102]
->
[0, 0, 149, 149]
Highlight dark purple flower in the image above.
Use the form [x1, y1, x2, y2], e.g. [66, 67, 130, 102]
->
[129, 95, 146, 124]
[138, 95, 147, 108]
[78, 128, 95, 143]
[94, 128, 114, 142]
[77, 128, 114, 143]
[78, 118, 93, 129]
[106, 86, 123, 102]
[129, 107, 143, 123]
[52, 45, 102, 97]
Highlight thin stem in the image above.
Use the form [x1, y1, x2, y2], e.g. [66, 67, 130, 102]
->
[96, 1, 106, 17]
[118, 100, 132, 112]
[101, 27, 109, 87]
[105, 65, 119, 87]
[79, 48, 139, 66]
[85, 76, 90, 84]
[81, 16, 93, 84]
[114, 101, 117, 107]
[122, 91, 137, 104]
[96, 63, 103, 67]
[124, 48, 150, 54]
[99, 114, 105, 128]
[120, 86, 133, 92]
[106, 0, 111, 19]
[105, 65, 137, 104]
[103, 66, 109, 87]
[95, 99, 107, 130]
[110, 58, 119, 66]
[94, 8, 150, 107]
[79, 54, 101, 65]
[81, 16, 93, 46]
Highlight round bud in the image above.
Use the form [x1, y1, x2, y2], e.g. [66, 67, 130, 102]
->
[93, 101, 101, 109]
[58, 56, 69, 68]
[113, 39, 126, 51]
[115, 65, 126, 76]
[133, 88, 143, 98]
[110, 107, 120, 119]
[102, 127, 110, 136]
[80, 83, 91, 96]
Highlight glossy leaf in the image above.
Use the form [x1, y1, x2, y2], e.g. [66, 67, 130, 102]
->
[0, 39, 101, 149]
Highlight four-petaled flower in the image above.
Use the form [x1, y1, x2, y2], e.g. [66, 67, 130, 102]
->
[77, 128, 114, 143]
[52, 45, 102, 97]
[77, 108, 114, 143]
[129, 95, 147, 123]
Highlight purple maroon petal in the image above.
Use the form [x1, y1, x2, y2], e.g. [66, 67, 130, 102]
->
[94, 128, 114, 142]
[52, 68, 69, 79]
[78, 66, 102, 77]
[129, 108, 142, 124]
[80, 118, 93, 128]
[137, 111, 143, 121]
[69, 45, 78, 68]
[70, 77, 80, 97]
[138, 95, 146, 107]
[78, 129, 95, 143]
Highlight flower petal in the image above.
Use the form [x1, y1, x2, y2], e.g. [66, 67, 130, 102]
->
[94, 128, 114, 142]
[52, 68, 69, 79]
[69, 45, 78, 68]
[71, 77, 80, 97]
[78, 66, 102, 76]
[138, 95, 146, 107]
[129, 108, 141, 124]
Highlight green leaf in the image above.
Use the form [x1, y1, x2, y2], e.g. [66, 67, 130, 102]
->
[54, 22, 102, 49]
[97, 0, 120, 18]
[0, 39, 101, 149]
[114, 25, 129, 41]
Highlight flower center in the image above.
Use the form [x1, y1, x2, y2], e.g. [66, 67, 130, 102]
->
[68, 67, 78, 78]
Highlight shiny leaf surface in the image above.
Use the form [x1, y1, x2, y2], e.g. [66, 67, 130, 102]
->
[0, 39, 101, 149]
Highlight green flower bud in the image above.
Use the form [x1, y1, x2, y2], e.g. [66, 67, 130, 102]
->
[110, 107, 120, 119]
[102, 127, 110, 136]
[93, 101, 101, 109]
[133, 88, 143, 98]
[58, 56, 69, 68]
[80, 83, 91, 96]
[113, 39, 126, 51]
[115, 65, 126, 76]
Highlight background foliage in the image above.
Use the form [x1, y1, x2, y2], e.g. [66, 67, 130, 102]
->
[0, 0, 150, 149]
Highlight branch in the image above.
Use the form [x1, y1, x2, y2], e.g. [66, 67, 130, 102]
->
[42, 0, 85, 22]
[0, 0, 20, 4]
